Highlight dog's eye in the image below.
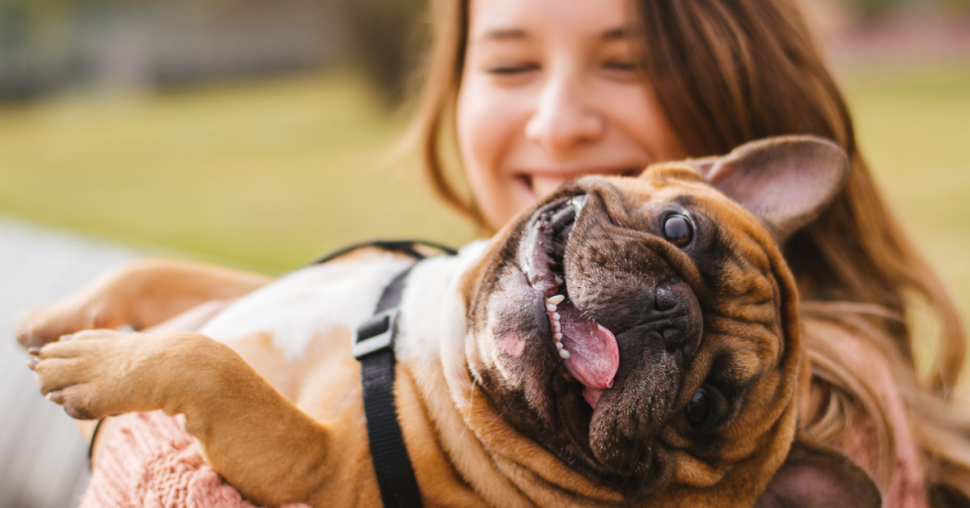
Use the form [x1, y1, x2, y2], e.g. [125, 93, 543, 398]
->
[663, 214, 693, 248]
[685, 389, 710, 426]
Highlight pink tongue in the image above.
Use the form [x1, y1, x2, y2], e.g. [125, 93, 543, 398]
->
[558, 305, 619, 409]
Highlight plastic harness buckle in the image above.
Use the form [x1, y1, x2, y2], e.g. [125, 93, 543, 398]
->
[353, 309, 400, 360]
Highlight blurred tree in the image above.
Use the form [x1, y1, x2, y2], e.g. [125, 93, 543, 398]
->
[336, 0, 429, 106]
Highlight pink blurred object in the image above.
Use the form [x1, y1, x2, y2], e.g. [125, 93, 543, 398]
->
[80, 411, 309, 508]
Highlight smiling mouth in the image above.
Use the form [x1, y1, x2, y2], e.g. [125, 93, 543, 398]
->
[517, 195, 620, 411]
[518, 169, 641, 199]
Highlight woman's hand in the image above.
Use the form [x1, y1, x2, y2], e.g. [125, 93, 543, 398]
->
[14, 257, 272, 348]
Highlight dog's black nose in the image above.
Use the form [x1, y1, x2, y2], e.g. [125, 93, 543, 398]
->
[654, 286, 695, 350]
[636, 284, 702, 354]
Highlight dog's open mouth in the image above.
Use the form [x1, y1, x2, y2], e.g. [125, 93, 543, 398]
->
[517, 195, 620, 411]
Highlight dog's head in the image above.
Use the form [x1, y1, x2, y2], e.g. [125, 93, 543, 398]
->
[460, 136, 880, 506]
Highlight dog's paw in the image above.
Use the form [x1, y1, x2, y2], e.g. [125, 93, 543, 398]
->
[15, 300, 119, 349]
[28, 330, 141, 420]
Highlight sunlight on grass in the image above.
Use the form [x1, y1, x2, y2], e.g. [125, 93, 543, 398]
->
[0, 72, 476, 273]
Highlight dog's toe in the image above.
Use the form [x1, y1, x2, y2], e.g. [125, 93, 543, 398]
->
[34, 357, 87, 397]
[60, 386, 107, 420]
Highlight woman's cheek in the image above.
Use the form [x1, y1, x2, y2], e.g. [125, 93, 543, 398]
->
[603, 81, 685, 162]
[457, 79, 532, 229]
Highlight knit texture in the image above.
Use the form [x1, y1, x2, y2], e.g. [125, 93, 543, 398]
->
[80, 411, 309, 508]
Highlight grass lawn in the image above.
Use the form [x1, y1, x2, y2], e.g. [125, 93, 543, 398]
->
[1, 65, 969, 380]
[0, 72, 477, 273]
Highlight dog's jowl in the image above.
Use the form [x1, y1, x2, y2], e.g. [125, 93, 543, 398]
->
[29, 136, 881, 507]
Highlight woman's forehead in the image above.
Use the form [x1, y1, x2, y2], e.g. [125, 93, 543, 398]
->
[466, 0, 632, 42]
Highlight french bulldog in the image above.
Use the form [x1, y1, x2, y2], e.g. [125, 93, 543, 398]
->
[24, 135, 880, 507]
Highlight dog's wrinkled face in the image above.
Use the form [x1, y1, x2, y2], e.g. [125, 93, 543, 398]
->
[460, 136, 878, 505]
[467, 167, 795, 493]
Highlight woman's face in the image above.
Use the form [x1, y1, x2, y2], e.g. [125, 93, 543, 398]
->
[457, 0, 685, 230]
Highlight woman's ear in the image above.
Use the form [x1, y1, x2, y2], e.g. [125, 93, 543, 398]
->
[756, 429, 881, 508]
[704, 135, 850, 241]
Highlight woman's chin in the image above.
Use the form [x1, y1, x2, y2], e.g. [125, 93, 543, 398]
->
[530, 175, 570, 199]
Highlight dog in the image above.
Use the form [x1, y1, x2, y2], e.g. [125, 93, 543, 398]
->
[23, 135, 880, 507]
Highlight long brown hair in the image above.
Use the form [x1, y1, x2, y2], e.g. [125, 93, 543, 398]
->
[408, 0, 970, 504]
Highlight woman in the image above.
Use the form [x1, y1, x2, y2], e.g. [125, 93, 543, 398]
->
[18, 0, 970, 506]
[415, 2, 970, 504]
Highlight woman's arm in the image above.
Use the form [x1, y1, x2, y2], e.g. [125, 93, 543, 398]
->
[15, 257, 272, 348]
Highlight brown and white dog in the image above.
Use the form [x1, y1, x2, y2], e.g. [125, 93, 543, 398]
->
[23, 136, 880, 507]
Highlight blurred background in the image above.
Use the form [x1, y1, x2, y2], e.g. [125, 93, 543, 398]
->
[1, 0, 968, 271]
[0, 0, 969, 506]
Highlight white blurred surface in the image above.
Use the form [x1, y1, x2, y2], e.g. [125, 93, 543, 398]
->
[0, 218, 139, 508]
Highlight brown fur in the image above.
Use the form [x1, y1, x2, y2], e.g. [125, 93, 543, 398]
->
[24, 138, 880, 506]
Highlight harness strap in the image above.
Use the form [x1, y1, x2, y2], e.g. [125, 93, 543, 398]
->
[355, 267, 424, 508]
[312, 239, 457, 266]
[343, 240, 454, 508]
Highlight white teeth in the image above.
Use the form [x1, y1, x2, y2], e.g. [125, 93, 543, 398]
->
[555, 275, 564, 286]
[546, 294, 568, 358]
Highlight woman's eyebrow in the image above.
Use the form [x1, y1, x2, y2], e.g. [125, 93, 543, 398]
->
[601, 27, 628, 40]
[474, 26, 627, 43]
[476, 27, 529, 42]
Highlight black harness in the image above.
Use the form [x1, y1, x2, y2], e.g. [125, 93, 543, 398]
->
[316, 240, 456, 508]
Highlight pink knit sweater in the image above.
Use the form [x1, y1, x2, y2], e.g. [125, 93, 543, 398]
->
[80, 411, 309, 508]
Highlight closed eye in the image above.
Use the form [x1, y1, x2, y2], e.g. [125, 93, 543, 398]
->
[486, 63, 540, 75]
[602, 60, 635, 72]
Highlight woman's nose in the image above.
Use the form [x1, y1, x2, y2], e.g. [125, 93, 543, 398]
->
[525, 76, 604, 156]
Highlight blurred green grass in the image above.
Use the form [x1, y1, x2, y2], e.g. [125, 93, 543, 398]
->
[0, 72, 477, 273]
[0, 67, 968, 356]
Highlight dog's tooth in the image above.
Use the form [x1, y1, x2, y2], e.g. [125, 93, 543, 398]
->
[556, 341, 563, 350]
[554, 332, 563, 341]
[559, 349, 571, 359]
[547, 294, 565, 305]
[552, 312, 560, 321]
[546, 303, 557, 312]
[554, 275, 564, 286]
[552, 321, 561, 332]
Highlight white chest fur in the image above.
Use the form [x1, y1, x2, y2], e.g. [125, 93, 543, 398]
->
[200, 254, 412, 361]
[199, 242, 488, 362]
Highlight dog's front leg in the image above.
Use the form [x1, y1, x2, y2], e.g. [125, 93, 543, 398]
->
[30, 330, 332, 506]
[16, 258, 271, 348]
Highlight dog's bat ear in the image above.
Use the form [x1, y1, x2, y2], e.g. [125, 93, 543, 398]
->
[703, 135, 850, 241]
[755, 429, 881, 508]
